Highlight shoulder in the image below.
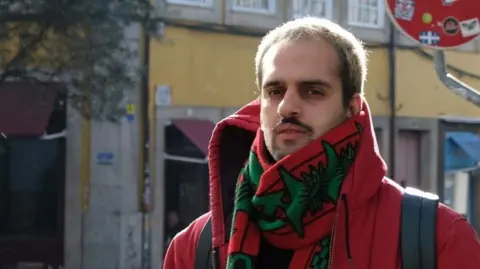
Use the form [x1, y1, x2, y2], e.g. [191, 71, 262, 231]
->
[163, 212, 211, 269]
[378, 180, 476, 247]
[378, 180, 480, 266]
[435, 204, 480, 267]
[436, 203, 466, 233]
[436, 203, 476, 247]
[175, 212, 211, 246]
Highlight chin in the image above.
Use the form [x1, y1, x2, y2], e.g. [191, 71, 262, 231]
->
[274, 145, 305, 160]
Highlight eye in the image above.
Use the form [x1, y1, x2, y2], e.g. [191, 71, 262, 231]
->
[267, 87, 284, 96]
[307, 88, 324, 96]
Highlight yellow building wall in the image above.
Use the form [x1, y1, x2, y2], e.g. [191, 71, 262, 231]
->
[149, 27, 258, 107]
[149, 26, 480, 118]
[396, 49, 480, 117]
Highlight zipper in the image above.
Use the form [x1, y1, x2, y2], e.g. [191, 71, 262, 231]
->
[327, 221, 336, 269]
[328, 202, 342, 269]
[211, 248, 218, 269]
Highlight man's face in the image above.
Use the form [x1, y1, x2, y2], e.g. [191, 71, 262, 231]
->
[167, 211, 179, 228]
[260, 38, 358, 161]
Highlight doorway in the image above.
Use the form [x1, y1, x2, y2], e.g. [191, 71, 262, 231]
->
[0, 82, 66, 269]
[162, 119, 213, 253]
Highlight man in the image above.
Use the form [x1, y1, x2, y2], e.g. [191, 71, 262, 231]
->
[164, 210, 184, 253]
[164, 17, 480, 269]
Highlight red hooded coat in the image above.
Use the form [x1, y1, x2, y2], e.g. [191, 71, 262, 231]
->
[164, 100, 480, 269]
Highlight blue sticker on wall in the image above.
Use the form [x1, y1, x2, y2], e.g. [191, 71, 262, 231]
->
[126, 114, 135, 122]
[96, 152, 115, 165]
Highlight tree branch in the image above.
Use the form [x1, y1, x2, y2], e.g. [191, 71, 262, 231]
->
[0, 0, 159, 121]
[0, 21, 51, 83]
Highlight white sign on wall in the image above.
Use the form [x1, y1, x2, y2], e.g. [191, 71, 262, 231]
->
[155, 85, 171, 106]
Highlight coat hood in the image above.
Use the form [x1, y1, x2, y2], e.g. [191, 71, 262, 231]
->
[207, 99, 387, 248]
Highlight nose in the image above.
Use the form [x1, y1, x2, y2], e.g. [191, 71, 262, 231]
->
[277, 87, 301, 118]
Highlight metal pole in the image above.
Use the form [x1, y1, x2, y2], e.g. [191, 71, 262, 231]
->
[388, 22, 397, 179]
[141, 29, 152, 269]
[433, 51, 480, 108]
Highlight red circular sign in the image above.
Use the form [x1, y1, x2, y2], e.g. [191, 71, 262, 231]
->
[385, 0, 480, 49]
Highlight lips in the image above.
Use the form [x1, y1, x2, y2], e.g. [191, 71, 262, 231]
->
[275, 123, 308, 134]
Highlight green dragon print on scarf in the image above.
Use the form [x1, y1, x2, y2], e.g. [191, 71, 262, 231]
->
[226, 119, 364, 269]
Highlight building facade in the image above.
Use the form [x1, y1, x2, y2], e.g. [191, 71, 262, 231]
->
[0, 23, 147, 269]
[148, 1, 480, 268]
[2, 1, 480, 269]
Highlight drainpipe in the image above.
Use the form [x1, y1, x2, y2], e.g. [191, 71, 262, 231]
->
[433, 51, 480, 108]
[388, 22, 397, 180]
[140, 26, 152, 269]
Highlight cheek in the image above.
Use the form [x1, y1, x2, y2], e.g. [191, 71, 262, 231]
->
[307, 105, 345, 135]
[260, 106, 279, 131]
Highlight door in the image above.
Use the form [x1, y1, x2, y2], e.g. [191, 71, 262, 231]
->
[374, 128, 383, 155]
[162, 119, 214, 254]
[0, 84, 65, 268]
[395, 131, 421, 188]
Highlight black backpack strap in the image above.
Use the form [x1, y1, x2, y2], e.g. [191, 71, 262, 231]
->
[195, 216, 213, 269]
[401, 187, 439, 269]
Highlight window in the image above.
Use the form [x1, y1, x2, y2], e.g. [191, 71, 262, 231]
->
[443, 174, 455, 209]
[348, 0, 385, 28]
[232, 0, 275, 14]
[0, 137, 65, 238]
[166, 0, 213, 8]
[293, 0, 333, 19]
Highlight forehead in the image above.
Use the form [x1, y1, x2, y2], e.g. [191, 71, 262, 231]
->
[261, 39, 340, 87]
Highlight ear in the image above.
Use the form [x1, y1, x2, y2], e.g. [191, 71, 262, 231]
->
[346, 93, 362, 118]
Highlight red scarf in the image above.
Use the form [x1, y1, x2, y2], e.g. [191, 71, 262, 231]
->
[226, 116, 365, 269]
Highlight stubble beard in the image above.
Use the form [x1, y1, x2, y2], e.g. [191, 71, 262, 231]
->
[269, 135, 313, 161]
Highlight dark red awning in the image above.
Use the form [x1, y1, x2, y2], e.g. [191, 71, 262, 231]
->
[172, 119, 215, 156]
[0, 82, 57, 136]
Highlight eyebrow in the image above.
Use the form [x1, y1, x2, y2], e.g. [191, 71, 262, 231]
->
[263, 79, 332, 89]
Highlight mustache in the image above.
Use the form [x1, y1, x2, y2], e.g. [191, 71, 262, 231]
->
[274, 117, 313, 133]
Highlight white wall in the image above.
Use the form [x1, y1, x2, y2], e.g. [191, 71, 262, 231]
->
[64, 23, 144, 269]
